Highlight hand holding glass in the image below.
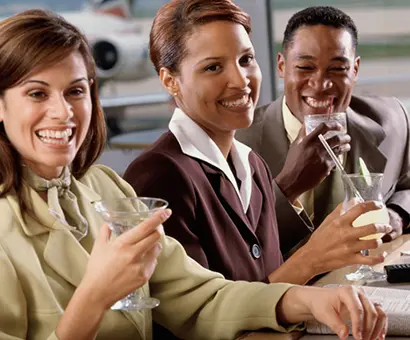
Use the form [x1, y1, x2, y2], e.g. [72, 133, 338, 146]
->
[342, 174, 389, 282]
[94, 197, 168, 311]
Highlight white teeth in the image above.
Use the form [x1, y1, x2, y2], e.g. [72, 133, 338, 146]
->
[220, 95, 250, 108]
[38, 138, 69, 145]
[305, 97, 333, 108]
[36, 128, 73, 144]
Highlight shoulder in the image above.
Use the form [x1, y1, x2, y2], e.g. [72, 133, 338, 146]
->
[236, 98, 282, 150]
[124, 133, 197, 182]
[350, 95, 407, 120]
[0, 194, 20, 237]
[79, 164, 136, 198]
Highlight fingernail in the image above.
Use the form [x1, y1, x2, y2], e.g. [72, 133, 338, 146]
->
[161, 209, 172, 219]
[374, 201, 384, 209]
[375, 223, 392, 234]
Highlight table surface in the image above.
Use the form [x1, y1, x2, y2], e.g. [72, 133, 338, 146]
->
[240, 235, 410, 340]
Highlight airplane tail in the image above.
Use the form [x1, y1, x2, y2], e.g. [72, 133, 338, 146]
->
[87, 0, 134, 19]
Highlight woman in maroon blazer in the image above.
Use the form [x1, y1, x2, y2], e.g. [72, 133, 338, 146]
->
[124, 0, 390, 287]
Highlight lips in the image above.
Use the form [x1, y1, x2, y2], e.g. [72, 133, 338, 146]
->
[219, 94, 251, 109]
[303, 96, 336, 109]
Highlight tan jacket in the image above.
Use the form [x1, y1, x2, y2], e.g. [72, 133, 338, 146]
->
[0, 165, 297, 340]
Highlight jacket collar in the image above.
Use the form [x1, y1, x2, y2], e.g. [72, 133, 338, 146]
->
[169, 108, 253, 212]
[345, 106, 387, 175]
[8, 177, 101, 238]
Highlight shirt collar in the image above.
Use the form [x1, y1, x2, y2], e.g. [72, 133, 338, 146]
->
[169, 108, 252, 212]
[282, 96, 302, 143]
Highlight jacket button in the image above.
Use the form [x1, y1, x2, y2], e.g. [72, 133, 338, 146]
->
[251, 244, 261, 259]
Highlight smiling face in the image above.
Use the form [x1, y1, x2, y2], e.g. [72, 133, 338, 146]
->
[0, 51, 92, 179]
[161, 20, 261, 140]
[278, 24, 360, 122]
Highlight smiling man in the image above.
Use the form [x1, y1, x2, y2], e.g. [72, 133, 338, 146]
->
[236, 6, 410, 255]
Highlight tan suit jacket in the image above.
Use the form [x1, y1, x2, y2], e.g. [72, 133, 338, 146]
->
[236, 95, 410, 255]
[0, 165, 297, 340]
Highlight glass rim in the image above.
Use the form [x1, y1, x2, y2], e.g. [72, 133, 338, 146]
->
[304, 111, 346, 118]
[343, 173, 383, 179]
[94, 196, 169, 215]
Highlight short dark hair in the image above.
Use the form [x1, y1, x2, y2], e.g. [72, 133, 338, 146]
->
[150, 0, 251, 75]
[282, 6, 358, 52]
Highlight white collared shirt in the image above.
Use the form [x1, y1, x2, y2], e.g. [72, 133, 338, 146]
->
[169, 108, 252, 212]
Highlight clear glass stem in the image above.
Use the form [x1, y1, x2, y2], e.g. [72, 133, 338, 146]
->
[345, 249, 386, 282]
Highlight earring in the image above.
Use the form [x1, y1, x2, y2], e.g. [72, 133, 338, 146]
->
[173, 92, 178, 96]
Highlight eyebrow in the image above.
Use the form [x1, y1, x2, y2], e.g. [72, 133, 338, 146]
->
[296, 55, 350, 63]
[22, 77, 88, 86]
[196, 47, 254, 65]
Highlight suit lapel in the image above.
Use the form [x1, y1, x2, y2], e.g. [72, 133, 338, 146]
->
[200, 161, 257, 235]
[346, 108, 388, 189]
[261, 97, 290, 177]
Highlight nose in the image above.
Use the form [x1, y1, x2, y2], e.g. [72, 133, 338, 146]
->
[308, 71, 333, 92]
[228, 64, 250, 89]
[48, 95, 73, 121]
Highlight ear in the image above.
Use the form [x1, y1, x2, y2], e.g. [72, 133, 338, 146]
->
[159, 67, 180, 96]
[277, 52, 286, 79]
[353, 56, 360, 82]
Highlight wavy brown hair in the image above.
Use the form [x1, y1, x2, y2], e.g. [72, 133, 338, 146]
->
[0, 9, 106, 203]
[149, 0, 251, 75]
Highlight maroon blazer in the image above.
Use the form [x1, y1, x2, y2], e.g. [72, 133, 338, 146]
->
[124, 131, 283, 282]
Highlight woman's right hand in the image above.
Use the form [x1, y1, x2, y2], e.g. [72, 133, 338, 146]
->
[277, 285, 387, 340]
[300, 201, 392, 276]
[80, 208, 172, 311]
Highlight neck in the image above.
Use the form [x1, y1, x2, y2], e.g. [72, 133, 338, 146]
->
[23, 161, 64, 180]
[203, 127, 234, 159]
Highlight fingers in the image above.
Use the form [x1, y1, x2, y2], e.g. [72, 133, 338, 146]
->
[341, 201, 385, 225]
[132, 230, 162, 256]
[327, 132, 351, 149]
[118, 209, 172, 245]
[369, 303, 387, 340]
[97, 223, 112, 244]
[323, 310, 349, 340]
[382, 231, 398, 243]
[357, 291, 378, 340]
[310, 121, 343, 138]
[338, 286, 366, 340]
[351, 223, 393, 241]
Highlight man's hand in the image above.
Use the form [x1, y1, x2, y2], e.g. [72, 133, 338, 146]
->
[382, 208, 404, 242]
[275, 122, 351, 203]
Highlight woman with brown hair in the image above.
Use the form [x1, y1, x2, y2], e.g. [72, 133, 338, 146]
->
[124, 0, 389, 284]
[0, 8, 386, 340]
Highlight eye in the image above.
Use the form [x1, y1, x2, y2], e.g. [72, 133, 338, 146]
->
[28, 90, 47, 99]
[67, 87, 86, 97]
[296, 66, 314, 71]
[204, 64, 222, 72]
[240, 54, 254, 65]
